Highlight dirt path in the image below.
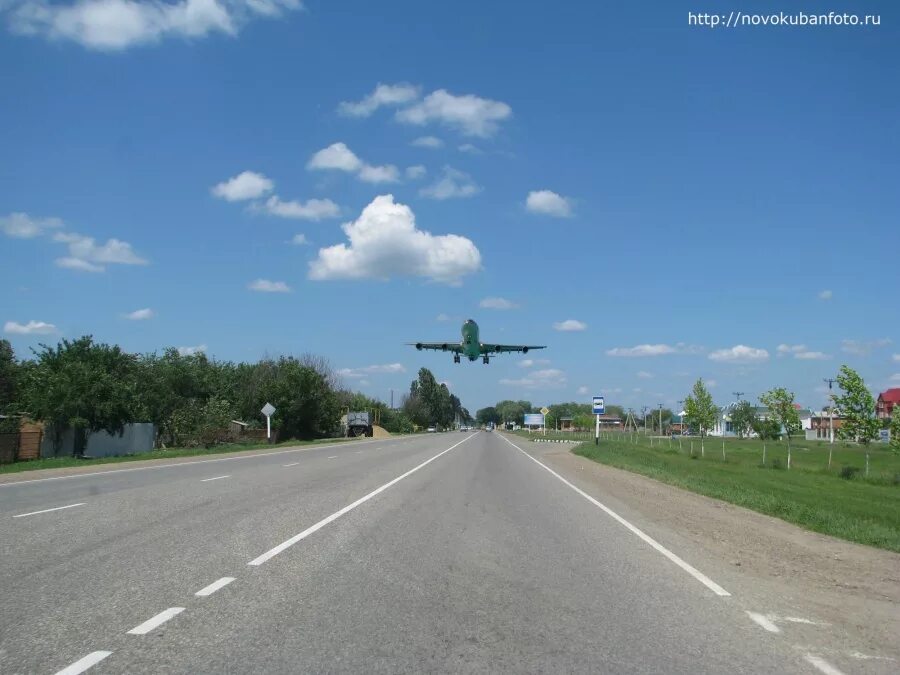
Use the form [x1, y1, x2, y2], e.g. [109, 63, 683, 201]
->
[522, 439, 900, 673]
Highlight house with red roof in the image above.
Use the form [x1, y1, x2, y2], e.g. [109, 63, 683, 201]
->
[876, 388, 900, 420]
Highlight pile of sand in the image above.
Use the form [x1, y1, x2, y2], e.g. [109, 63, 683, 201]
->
[372, 425, 391, 439]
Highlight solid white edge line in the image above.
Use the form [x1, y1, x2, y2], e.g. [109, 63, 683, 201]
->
[746, 611, 780, 633]
[13, 502, 85, 518]
[126, 607, 185, 635]
[0, 435, 421, 488]
[498, 434, 731, 597]
[804, 654, 846, 675]
[200, 475, 230, 482]
[327, 456, 338, 459]
[248, 433, 478, 566]
[195, 576, 236, 597]
[283, 462, 300, 467]
[53, 651, 112, 675]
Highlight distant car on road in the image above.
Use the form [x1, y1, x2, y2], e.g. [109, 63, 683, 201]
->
[426, 426, 436, 433]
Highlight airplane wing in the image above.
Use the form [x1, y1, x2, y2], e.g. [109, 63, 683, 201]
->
[407, 342, 464, 353]
[480, 344, 546, 355]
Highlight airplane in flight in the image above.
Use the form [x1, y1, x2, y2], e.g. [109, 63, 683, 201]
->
[409, 319, 546, 364]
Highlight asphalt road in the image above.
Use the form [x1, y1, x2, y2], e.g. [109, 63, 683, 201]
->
[1, 431, 828, 674]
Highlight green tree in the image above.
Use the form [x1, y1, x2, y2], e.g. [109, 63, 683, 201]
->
[833, 365, 880, 476]
[22, 336, 140, 455]
[0, 340, 21, 432]
[683, 379, 716, 456]
[890, 406, 900, 453]
[476, 406, 500, 426]
[729, 400, 756, 439]
[759, 387, 801, 469]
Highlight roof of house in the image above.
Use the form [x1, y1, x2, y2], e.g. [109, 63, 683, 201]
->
[879, 388, 900, 403]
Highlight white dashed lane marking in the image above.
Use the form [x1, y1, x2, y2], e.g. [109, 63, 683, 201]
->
[13, 503, 85, 518]
[127, 607, 185, 635]
[200, 475, 229, 482]
[53, 651, 112, 675]
[195, 577, 235, 597]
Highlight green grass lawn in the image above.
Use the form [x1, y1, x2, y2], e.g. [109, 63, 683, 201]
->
[561, 432, 900, 552]
[0, 436, 361, 476]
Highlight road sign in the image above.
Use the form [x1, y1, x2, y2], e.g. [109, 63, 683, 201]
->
[540, 406, 550, 415]
[524, 413, 545, 426]
[261, 402, 276, 441]
[592, 396, 605, 415]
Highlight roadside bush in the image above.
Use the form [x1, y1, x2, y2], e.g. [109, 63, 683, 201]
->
[770, 458, 784, 470]
[840, 465, 860, 480]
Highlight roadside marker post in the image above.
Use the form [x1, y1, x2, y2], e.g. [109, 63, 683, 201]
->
[592, 396, 605, 445]
[261, 402, 276, 443]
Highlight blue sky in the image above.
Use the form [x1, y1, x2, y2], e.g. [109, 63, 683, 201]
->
[2, 0, 898, 414]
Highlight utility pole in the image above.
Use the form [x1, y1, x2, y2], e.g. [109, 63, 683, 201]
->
[390, 389, 394, 410]
[823, 378, 835, 445]
[658, 404, 663, 435]
[677, 400, 684, 451]
[732, 391, 745, 402]
[641, 406, 649, 434]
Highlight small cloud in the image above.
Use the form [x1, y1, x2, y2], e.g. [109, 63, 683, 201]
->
[338, 83, 420, 118]
[606, 344, 676, 357]
[526, 190, 573, 218]
[248, 279, 291, 293]
[358, 163, 400, 184]
[708, 345, 769, 363]
[420, 166, 480, 200]
[637, 371, 653, 379]
[436, 313, 451, 322]
[818, 290, 833, 301]
[479, 297, 517, 310]
[307, 142, 363, 173]
[890, 373, 900, 382]
[794, 351, 831, 360]
[841, 338, 892, 356]
[212, 171, 273, 202]
[123, 308, 154, 320]
[706, 379, 718, 388]
[338, 363, 407, 378]
[458, 143, 482, 154]
[893, 354, 900, 362]
[291, 234, 309, 246]
[500, 368, 566, 389]
[56, 257, 104, 273]
[405, 165, 427, 180]
[4, 320, 57, 335]
[396, 89, 512, 138]
[553, 319, 586, 332]
[411, 136, 443, 149]
[577, 386, 589, 395]
[1, 212, 63, 238]
[261, 196, 340, 220]
[518, 358, 550, 368]
[177, 344, 207, 356]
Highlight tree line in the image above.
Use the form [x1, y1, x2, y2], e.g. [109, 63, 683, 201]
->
[0, 337, 472, 454]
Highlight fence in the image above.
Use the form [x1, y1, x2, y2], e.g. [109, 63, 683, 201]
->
[0, 431, 43, 463]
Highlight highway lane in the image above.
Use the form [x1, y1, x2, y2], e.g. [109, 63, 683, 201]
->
[3, 431, 821, 673]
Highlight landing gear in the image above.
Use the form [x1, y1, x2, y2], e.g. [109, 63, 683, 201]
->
[482, 355, 490, 364]
[453, 354, 460, 363]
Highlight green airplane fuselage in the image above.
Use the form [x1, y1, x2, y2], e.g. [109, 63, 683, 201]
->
[462, 319, 480, 360]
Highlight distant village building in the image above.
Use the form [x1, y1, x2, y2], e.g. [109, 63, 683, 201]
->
[877, 388, 900, 421]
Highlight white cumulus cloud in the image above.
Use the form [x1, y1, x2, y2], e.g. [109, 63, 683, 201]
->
[893, 354, 900, 363]
[411, 136, 443, 149]
[1, 212, 64, 238]
[518, 358, 550, 368]
[708, 345, 769, 363]
[637, 371, 653, 379]
[526, 190, 573, 218]
[577, 386, 589, 395]
[458, 143, 481, 154]
[307, 142, 398, 184]
[7, 0, 301, 51]
[123, 308, 154, 320]
[794, 351, 831, 360]
[338, 83, 420, 117]
[53, 231, 147, 271]
[261, 196, 340, 220]
[841, 338, 892, 356]
[553, 319, 586, 332]
[211, 171, 273, 202]
[357, 163, 400, 184]
[4, 320, 57, 335]
[479, 297, 517, 310]
[436, 313, 451, 322]
[290, 234, 308, 246]
[419, 166, 480, 200]
[397, 89, 512, 138]
[819, 289, 833, 300]
[309, 195, 481, 285]
[177, 344, 207, 356]
[606, 344, 696, 357]
[248, 279, 290, 293]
